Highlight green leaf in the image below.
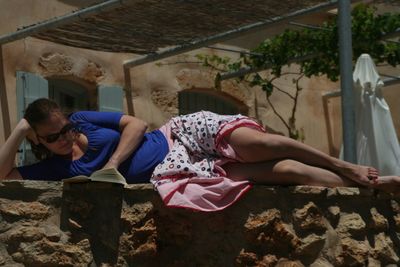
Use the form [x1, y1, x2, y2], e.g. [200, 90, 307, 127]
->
[195, 54, 204, 60]
[262, 82, 274, 97]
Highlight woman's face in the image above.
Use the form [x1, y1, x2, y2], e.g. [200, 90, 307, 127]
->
[35, 111, 75, 155]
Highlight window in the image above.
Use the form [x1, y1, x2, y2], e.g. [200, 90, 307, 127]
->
[178, 89, 248, 115]
[48, 79, 90, 114]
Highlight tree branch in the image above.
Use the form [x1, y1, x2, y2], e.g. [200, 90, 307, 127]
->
[271, 83, 296, 100]
[290, 74, 305, 126]
[266, 94, 291, 132]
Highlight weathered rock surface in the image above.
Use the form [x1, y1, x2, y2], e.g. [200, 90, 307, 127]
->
[0, 181, 399, 266]
[39, 52, 105, 82]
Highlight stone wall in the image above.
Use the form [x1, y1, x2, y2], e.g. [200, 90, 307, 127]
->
[0, 181, 399, 267]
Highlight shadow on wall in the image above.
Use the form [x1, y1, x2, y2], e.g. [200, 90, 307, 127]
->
[60, 183, 124, 266]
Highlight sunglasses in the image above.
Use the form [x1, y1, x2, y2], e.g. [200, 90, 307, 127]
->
[37, 123, 76, 143]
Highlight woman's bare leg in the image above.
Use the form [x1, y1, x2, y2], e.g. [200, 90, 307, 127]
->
[223, 159, 357, 187]
[372, 176, 400, 193]
[224, 127, 378, 186]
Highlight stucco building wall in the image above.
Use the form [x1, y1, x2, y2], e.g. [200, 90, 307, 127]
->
[0, 0, 399, 157]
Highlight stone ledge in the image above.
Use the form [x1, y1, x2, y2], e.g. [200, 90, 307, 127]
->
[0, 180, 392, 197]
[0, 180, 398, 266]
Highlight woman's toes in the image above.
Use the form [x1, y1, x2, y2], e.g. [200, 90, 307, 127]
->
[368, 167, 378, 175]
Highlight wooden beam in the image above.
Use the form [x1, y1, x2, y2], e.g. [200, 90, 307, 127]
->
[123, 67, 135, 116]
[0, 45, 11, 139]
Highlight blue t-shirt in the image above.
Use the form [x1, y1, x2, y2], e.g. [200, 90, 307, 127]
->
[17, 111, 169, 183]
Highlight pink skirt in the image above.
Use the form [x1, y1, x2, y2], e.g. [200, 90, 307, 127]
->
[153, 111, 265, 212]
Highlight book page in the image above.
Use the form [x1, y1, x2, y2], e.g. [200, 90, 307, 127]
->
[88, 168, 127, 185]
[62, 168, 127, 185]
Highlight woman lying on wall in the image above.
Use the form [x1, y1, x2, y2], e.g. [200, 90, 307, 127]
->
[0, 98, 397, 211]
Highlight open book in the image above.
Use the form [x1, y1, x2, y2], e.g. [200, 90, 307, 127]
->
[62, 168, 127, 185]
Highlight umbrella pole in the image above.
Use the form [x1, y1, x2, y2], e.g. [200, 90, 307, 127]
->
[338, 0, 357, 163]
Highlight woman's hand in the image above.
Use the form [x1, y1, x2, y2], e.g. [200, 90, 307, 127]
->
[102, 158, 119, 170]
[17, 119, 38, 144]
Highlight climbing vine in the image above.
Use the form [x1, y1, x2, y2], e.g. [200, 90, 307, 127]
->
[196, 4, 400, 139]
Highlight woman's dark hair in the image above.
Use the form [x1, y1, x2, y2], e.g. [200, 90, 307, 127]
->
[23, 98, 62, 160]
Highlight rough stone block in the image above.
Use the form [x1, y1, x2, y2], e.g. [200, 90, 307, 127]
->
[290, 186, 327, 195]
[369, 207, 388, 231]
[295, 234, 326, 259]
[336, 238, 370, 266]
[0, 200, 49, 221]
[12, 238, 92, 267]
[326, 206, 341, 227]
[337, 213, 366, 237]
[244, 209, 281, 241]
[373, 233, 400, 265]
[293, 202, 326, 232]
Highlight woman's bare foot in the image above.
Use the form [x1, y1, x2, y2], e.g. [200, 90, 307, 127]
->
[333, 160, 379, 186]
[373, 176, 400, 194]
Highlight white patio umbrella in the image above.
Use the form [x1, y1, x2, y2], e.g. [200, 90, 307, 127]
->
[350, 53, 400, 175]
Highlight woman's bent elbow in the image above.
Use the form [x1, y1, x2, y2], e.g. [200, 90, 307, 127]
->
[1, 168, 23, 180]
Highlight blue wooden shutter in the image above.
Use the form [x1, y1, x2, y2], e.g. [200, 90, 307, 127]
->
[16, 71, 49, 166]
[98, 85, 123, 112]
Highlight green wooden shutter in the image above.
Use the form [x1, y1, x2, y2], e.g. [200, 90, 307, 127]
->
[98, 85, 123, 112]
[16, 71, 49, 166]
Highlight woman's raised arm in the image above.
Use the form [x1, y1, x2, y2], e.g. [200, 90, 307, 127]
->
[0, 119, 36, 179]
[0, 119, 35, 179]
